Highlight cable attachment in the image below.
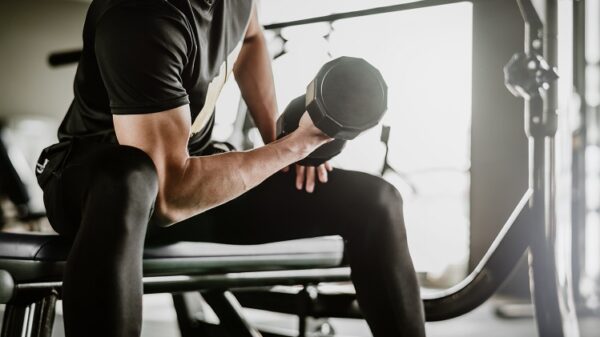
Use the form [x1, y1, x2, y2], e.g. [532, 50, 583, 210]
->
[504, 52, 558, 100]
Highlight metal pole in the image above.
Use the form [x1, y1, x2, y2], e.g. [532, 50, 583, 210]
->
[584, 0, 600, 309]
[571, 0, 587, 310]
[519, 0, 580, 336]
[262, 0, 476, 30]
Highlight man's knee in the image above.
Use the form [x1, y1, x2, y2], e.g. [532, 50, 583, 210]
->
[356, 173, 403, 211]
[357, 175, 406, 235]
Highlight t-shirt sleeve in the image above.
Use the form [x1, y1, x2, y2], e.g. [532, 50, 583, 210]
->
[95, 5, 191, 114]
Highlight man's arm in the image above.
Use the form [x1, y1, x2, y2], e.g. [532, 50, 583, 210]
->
[114, 105, 330, 226]
[233, 6, 333, 193]
[233, 5, 278, 144]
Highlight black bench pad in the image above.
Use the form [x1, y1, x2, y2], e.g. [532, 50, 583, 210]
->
[0, 232, 344, 282]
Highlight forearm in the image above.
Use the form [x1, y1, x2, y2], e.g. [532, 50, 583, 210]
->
[234, 33, 278, 144]
[157, 132, 317, 225]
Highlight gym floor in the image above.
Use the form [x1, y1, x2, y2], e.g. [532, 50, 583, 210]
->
[0, 295, 541, 337]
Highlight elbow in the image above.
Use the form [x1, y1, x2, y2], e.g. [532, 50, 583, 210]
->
[152, 201, 178, 228]
[153, 196, 191, 228]
[152, 161, 196, 227]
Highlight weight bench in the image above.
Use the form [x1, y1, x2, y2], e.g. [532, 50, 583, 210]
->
[0, 231, 351, 337]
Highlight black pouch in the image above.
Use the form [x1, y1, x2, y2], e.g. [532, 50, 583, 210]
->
[35, 131, 117, 189]
[35, 141, 74, 189]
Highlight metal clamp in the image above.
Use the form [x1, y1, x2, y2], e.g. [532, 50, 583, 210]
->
[504, 52, 558, 100]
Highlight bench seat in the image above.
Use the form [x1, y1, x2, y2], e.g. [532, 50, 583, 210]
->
[0, 232, 345, 283]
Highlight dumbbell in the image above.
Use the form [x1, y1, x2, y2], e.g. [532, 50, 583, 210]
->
[276, 56, 388, 166]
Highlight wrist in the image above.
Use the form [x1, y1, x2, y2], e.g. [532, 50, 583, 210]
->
[282, 131, 320, 159]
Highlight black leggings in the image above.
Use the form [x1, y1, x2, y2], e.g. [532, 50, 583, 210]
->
[40, 141, 425, 337]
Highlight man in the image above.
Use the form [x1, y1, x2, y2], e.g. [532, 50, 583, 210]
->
[36, 0, 426, 336]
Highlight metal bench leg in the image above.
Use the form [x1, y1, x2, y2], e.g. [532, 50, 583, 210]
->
[202, 290, 262, 337]
[173, 293, 200, 337]
[2, 291, 58, 337]
[173, 292, 226, 337]
[1, 303, 28, 337]
[29, 292, 58, 337]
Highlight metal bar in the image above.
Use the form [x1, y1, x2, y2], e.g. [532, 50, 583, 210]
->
[584, 0, 600, 310]
[202, 291, 262, 337]
[527, 136, 566, 337]
[143, 269, 351, 294]
[235, 288, 363, 319]
[28, 292, 57, 337]
[24, 303, 35, 337]
[172, 294, 195, 337]
[0, 303, 28, 337]
[297, 287, 308, 337]
[514, 0, 580, 336]
[515, 0, 543, 74]
[172, 293, 214, 337]
[571, 0, 586, 307]
[422, 189, 533, 320]
[14, 268, 352, 294]
[263, 0, 475, 30]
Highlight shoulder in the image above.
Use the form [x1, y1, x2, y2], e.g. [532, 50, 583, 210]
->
[220, 0, 254, 38]
[227, 0, 254, 16]
[94, 0, 193, 64]
[96, 0, 191, 44]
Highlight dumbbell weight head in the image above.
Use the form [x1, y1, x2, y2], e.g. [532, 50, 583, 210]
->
[276, 56, 388, 166]
[305, 56, 388, 140]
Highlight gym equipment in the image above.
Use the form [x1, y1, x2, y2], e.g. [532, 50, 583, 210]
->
[277, 56, 387, 166]
[0, 234, 346, 337]
[0, 1, 586, 337]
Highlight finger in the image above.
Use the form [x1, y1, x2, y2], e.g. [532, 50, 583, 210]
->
[306, 166, 316, 193]
[282, 166, 290, 173]
[325, 162, 334, 172]
[317, 164, 328, 183]
[295, 165, 305, 190]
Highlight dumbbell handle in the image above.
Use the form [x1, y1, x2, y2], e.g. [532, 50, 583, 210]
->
[277, 95, 347, 166]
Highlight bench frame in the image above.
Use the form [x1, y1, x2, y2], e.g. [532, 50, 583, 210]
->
[1, 268, 352, 337]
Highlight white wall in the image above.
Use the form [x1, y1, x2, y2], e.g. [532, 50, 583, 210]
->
[0, 0, 89, 211]
[0, 0, 89, 120]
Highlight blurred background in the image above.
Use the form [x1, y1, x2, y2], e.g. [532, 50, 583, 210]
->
[0, 0, 599, 336]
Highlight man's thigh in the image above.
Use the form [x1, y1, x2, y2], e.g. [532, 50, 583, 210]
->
[149, 167, 396, 245]
[44, 141, 154, 237]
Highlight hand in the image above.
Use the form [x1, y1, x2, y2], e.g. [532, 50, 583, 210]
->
[296, 112, 332, 147]
[283, 162, 334, 193]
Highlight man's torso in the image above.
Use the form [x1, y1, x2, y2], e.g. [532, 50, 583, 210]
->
[57, 0, 253, 153]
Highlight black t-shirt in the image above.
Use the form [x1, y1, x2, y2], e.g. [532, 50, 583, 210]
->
[57, 0, 253, 153]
